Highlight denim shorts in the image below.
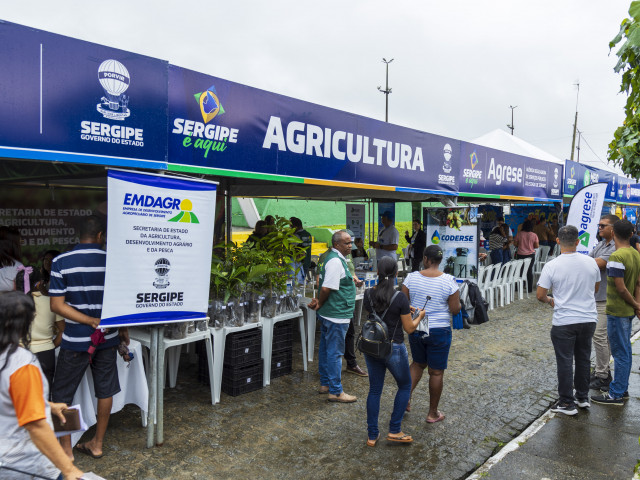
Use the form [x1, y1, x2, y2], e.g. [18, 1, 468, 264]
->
[52, 346, 121, 404]
[408, 328, 452, 370]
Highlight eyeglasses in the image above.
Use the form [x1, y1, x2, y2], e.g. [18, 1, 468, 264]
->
[597, 224, 611, 229]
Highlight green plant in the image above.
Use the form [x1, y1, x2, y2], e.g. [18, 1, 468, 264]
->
[608, 1, 640, 178]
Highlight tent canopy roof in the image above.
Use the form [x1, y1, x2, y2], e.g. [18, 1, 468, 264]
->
[471, 129, 564, 165]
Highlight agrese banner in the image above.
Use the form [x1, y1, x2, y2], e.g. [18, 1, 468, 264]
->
[458, 142, 563, 201]
[564, 160, 617, 202]
[101, 170, 216, 327]
[168, 65, 460, 195]
[0, 21, 168, 168]
[565, 182, 608, 255]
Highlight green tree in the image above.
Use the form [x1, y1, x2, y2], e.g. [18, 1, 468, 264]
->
[609, 1, 640, 178]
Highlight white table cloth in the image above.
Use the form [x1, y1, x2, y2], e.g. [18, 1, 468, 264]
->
[70, 339, 147, 445]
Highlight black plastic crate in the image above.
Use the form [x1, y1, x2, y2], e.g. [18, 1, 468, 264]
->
[222, 359, 263, 397]
[272, 334, 293, 353]
[270, 349, 292, 379]
[224, 329, 262, 366]
[273, 319, 294, 335]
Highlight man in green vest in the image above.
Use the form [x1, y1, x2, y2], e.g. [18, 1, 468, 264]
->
[309, 230, 361, 403]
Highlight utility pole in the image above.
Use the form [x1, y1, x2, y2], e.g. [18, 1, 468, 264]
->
[570, 81, 580, 161]
[507, 105, 517, 135]
[377, 58, 393, 122]
[576, 129, 582, 163]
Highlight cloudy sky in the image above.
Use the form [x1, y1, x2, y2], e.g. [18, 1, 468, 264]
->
[0, 0, 632, 175]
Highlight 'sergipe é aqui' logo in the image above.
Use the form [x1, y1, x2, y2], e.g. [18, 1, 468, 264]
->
[171, 84, 239, 159]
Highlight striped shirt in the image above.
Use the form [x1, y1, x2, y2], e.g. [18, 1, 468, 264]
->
[489, 233, 506, 251]
[403, 271, 459, 330]
[606, 246, 640, 317]
[49, 243, 118, 352]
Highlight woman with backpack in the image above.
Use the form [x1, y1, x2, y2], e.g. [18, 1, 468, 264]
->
[362, 256, 425, 446]
[401, 245, 460, 424]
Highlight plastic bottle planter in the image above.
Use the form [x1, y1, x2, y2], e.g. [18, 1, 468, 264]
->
[208, 300, 225, 329]
[244, 292, 261, 324]
[225, 298, 245, 327]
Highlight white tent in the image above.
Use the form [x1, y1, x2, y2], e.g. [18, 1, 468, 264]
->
[470, 129, 564, 165]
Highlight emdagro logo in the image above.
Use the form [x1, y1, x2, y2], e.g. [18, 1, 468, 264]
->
[583, 170, 591, 187]
[195, 85, 225, 123]
[172, 84, 239, 159]
[169, 199, 200, 224]
[462, 150, 482, 189]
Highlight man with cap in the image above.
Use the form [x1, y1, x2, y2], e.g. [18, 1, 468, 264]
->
[309, 230, 364, 402]
[372, 211, 400, 261]
[317, 229, 368, 378]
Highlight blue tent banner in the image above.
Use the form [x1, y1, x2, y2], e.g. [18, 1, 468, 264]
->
[458, 142, 563, 202]
[564, 160, 617, 202]
[0, 21, 168, 169]
[167, 65, 460, 195]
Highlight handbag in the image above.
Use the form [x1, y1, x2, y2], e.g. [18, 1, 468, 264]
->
[356, 290, 400, 359]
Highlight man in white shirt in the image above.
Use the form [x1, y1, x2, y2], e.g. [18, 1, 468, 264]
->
[372, 211, 399, 261]
[537, 225, 600, 415]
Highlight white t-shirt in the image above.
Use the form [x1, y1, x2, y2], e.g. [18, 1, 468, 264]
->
[537, 253, 600, 326]
[320, 248, 350, 325]
[403, 271, 459, 330]
[376, 225, 400, 261]
[0, 260, 23, 292]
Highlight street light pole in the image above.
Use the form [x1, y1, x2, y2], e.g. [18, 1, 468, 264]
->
[507, 105, 517, 135]
[377, 58, 394, 122]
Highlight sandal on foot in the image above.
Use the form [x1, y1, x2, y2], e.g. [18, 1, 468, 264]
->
[426, 411, 445, 423]
[74, 443, 104, 459]
[366, 434, 380, 447]
[386, 432, 413, 443]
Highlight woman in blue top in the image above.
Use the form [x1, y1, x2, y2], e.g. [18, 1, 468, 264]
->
[401, 245, 461, 423]
[363, 257, 425, 446]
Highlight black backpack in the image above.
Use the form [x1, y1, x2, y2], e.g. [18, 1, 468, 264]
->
[356, 290, 400, 359]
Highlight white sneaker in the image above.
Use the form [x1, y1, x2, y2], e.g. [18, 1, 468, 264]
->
[576, 399, 590, 408]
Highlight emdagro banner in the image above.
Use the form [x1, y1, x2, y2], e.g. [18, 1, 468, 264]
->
[565, 182, 608, 255]
[101, 169, 217, 327]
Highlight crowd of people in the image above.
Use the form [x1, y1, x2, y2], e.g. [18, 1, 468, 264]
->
[0, 216, 129, 479]
[537, 216, 639, 413]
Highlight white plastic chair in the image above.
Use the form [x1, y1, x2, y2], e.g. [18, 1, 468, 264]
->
[482, 263, 501, 310]
[534, 246, 551, 283]
[505, 259, 522, 303]
[514, 257, 533, 299]
[495, 262, 514, 307]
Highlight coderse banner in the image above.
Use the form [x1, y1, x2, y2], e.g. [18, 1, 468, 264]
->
[0, 21, 168, 166]
[565, 183, 607, 255]
[458, 142, 562, 201]
[564, 160, 617, 202]
[101, 170, 216, 327]
[168, 65, 460, 194]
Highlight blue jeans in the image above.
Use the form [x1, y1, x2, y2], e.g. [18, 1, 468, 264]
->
[490, 248, 503, 265]
[364, 343, 412, 440]
[318, 315, 349, 395]
[607, 314, 634, 398]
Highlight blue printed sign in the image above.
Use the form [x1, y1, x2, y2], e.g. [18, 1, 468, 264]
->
[168, 66, 459, 194]
[0, 21, 168, 168]
[458, 142, 562, 201]
[564, 160, 617, 202]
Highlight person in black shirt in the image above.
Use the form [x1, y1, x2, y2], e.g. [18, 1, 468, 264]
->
[404, 219, 426, 272]
[363, 256, 425, 446]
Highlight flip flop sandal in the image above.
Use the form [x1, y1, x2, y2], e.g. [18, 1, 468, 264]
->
[386, 433, 413, 443]
[426, 411, 445, 423]
[74, 443, 104, 459]
[366, 434, 380, 447]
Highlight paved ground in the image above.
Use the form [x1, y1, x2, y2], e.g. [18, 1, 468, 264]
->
[472, 328, 640, 480]
[74, 296, 565, 480]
